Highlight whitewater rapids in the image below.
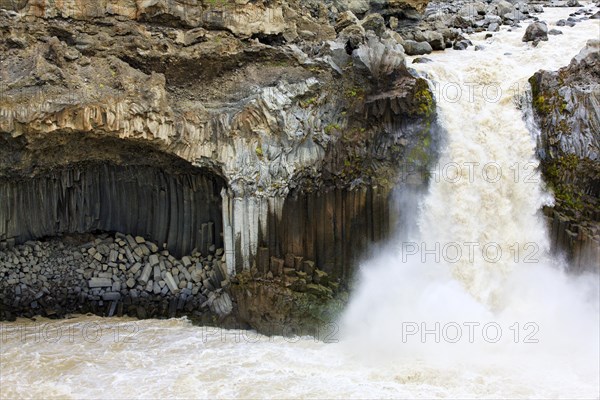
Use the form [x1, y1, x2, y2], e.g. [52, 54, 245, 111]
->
[1, 5, 599, 399]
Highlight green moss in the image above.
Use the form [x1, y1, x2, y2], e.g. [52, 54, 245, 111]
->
[339, 153, 374, 181]
[533, 94, 552, 114]
[205, 0, 228, 6]
[543, 154, 585, 212]
[559, 100, 569, 114]
[307, 66, 326, 74]
[556, 119, 570, 135]
[412, 79, 434, 118]
[529, 75, 561, 116]
[268, 59, 289, 68]
[292, 291, 347, 324]
[231, 272, 349, 335]
[324, 123, 341, 135]
[300, 96, 318, 108]
[404, 119, 434, 181]
[344, 87, 365, 103]
[255, 146, 264, 159]
[345, 88, 359, 98]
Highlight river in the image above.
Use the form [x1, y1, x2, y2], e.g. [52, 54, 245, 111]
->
[1, 5, 599, 399]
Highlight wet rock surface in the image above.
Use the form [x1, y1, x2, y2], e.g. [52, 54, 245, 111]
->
[522, 21, 548, 43]
[529, 40, 600, 271]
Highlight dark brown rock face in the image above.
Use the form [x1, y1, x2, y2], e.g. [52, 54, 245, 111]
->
[0, 1, 436, 329]
[258, 186, 394, 280]
[529, 40, 600, 271]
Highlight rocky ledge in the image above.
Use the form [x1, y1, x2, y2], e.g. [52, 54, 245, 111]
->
[0, 0, 436, 280]
[529, 39, 600, 271]
[0, 230, 343, 333]
[0, 0, 440, 332]
[395, 0, 600, 54]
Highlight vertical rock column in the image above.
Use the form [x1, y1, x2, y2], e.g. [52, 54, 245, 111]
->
[222, 187, 394, 280]
[0, 163, 225, 257]
[221, 192, 284, 275]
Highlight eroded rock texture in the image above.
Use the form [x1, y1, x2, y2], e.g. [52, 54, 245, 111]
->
[530, 39, 600, 271]
[0, 1, 435, 282]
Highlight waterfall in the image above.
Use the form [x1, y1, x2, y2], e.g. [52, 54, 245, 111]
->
[415, 45, 563, 307]
[340, 5, 600, 380]
[1, 6, 599, 400]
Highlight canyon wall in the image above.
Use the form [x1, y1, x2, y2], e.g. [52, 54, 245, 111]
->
[0, 163, 224, 257]
[530, 39, 600, 271]
[0, 0, 435, 323]
[0, 0, 434, 276]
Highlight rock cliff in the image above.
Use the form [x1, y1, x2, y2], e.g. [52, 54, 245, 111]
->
[529, 39, 600, 271]
[0, 1, 435, 326]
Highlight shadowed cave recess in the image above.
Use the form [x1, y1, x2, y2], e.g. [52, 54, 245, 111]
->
[0, 131, 400, 327]
[0, 134, 225, 255]
[0, 133, 240, 321]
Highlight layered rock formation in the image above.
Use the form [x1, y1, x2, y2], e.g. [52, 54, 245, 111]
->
[529, 39, 600, 271]
[0, 1, 436, 326]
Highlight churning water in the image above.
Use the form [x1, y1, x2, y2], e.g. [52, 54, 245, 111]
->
[1, 6, 599, 399]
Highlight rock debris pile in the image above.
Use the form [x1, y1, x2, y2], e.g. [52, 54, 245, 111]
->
[0, 232, 233, 320]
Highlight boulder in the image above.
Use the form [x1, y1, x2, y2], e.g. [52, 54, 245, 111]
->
[339, 24, 366, 50]
[458, 2, 486, 17]
[420, 30, 445, 51]
[342, 0, 370, 15]
[522, 21, 548, 43]
[453, 39, 472, 50]
[412, 57, 433, 63]
[403, 39, 433, 55]
[452, 14, 473, 28]
[503, 10, 525, 22]
[353, 34, 406, 78]
[360, 13, 386, 36]
[335, 11, 359, 33]
[496, 1, 515, 17]
[371, 0, 430, 14]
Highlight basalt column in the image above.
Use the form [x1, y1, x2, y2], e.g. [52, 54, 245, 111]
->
[0, 162, 225, 257]
[223, 187, 395, 281]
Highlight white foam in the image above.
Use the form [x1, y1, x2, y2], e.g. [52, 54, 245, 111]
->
[1, 6, 599, 399]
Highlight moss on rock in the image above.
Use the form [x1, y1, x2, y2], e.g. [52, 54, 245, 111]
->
[229, 271, 349, 337]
